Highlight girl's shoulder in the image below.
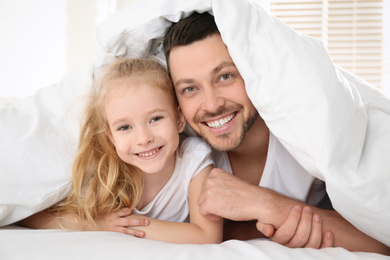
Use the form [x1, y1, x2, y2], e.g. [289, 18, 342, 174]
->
[178, 136, 212, 157]
[174, 137, 214, 183]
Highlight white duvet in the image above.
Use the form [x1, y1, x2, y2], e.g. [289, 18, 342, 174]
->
[0, 0, 389, 258]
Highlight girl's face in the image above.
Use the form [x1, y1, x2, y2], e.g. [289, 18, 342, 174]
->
[104, 78, 185, 177]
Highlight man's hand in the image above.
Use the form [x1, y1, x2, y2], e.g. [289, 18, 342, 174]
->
[198, 168, 390, 254]
[197, 168, 265, 222]
[198, 168, 334, 249]
[256, 205, 334, 248]
[197, 168, 291, 225]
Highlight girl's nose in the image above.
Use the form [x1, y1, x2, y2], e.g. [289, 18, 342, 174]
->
[136, 127, 154, 145]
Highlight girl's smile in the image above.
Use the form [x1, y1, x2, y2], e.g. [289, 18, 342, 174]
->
[104, 77, 185, 177]
[136, 146, 163, 158]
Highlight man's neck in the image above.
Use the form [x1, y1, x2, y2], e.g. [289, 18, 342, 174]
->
[227, 115, 269, 185]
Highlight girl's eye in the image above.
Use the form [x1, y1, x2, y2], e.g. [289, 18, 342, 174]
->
[219, 74, 232, 81]
[150, 116, 163, 123]
[118, 125, 131, 131]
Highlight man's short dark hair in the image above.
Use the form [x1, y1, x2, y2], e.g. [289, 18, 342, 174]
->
[163, 12, 219, 68]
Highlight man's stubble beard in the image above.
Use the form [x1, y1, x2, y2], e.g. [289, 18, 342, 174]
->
[200, 110, 259, 152]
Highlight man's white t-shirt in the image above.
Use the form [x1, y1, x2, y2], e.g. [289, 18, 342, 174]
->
[212, 132, 327, 206]
[133, 137, 213, 222]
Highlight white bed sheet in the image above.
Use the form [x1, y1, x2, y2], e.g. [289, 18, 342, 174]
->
[1, 226, 388, 260]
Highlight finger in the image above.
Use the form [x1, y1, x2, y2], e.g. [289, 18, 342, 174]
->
[197, 198, 215, 219]
[116, 208, 133, 217]
[197, 196, 206, 215]
[197, 169, 219, 215]
[123, 227, 145, 238]
[197, 185, 207, 212]
[270, 205, 302, 245]
[284, 206, 313, 248]
[256, 222, 275, 237]
[320, 231, 334, 248]
[123, 218, 150, 227]
[204, 214, 222, 222]
[303, 214, 322, 249]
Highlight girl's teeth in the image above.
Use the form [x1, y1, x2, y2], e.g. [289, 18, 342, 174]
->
[138, 148, 159, 157]
[206, 114, 234, 128]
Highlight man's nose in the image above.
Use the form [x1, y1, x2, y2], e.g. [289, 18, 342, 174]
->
[200, 84, 225, 112]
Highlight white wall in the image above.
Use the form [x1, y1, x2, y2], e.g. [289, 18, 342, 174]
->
[65, 0, 96, 74]
[0, 0, 130, 98]
[0, 0, 68, 98]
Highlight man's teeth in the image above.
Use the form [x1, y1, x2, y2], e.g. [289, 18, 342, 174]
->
[206, 114, 234, 128]
[138, 148, 159, 157]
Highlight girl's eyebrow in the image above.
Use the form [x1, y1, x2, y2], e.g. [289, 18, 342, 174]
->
[146, 108, 169, 115]
[111, 118, 128, 128]
[111, 108, 169, 127]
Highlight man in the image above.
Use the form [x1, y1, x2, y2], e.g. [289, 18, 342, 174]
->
[163, 12, 390, 254]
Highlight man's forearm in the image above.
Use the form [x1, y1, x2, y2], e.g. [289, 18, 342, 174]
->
[314, 208, 390, 255]
[254, 188, 390, 255]
[197, 170, 390, 254]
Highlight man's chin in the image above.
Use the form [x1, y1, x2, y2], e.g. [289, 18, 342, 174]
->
[202, 133, 242, 152]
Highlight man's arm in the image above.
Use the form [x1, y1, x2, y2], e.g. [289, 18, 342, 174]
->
[223, 206, 334, 248]
[198, 168, 390, 255]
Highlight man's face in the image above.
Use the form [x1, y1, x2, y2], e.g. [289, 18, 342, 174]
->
[169, 34, 258, 152]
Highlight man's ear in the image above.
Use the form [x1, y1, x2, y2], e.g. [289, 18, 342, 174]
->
[104, 124, 115, 145]
[177, 107, 186, 133]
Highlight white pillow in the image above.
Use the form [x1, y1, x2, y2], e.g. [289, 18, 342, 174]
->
[0, 63, 94, 226]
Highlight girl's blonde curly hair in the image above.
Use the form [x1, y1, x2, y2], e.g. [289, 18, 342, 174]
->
[52, 58, 176, 228]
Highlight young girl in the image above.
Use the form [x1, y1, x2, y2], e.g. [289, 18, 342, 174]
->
[19, 58, 223, 244]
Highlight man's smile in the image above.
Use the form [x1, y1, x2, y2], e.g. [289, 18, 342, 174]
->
[203, 112, 236, 129]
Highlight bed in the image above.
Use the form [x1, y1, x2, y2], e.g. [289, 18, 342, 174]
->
[1, 0, 389, 259]
[1, 225, 387, 260]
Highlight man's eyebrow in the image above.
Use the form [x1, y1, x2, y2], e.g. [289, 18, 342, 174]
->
[175, 78, 195, 88]
[174, 61, 236, 87]
[212, 61, 236, 75]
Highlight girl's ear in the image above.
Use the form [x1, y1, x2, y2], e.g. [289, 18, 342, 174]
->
[177, 107, 186, 133]
[104, 124, 115, 145]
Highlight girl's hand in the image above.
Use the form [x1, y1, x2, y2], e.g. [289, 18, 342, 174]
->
[95, 208, 150, 237]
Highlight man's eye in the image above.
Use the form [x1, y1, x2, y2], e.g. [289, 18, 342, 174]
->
[118, 125, 131, 131]
[184, 86, 196, 93]
[219, 74, 232, 81]
[150, 116, 162, 123]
